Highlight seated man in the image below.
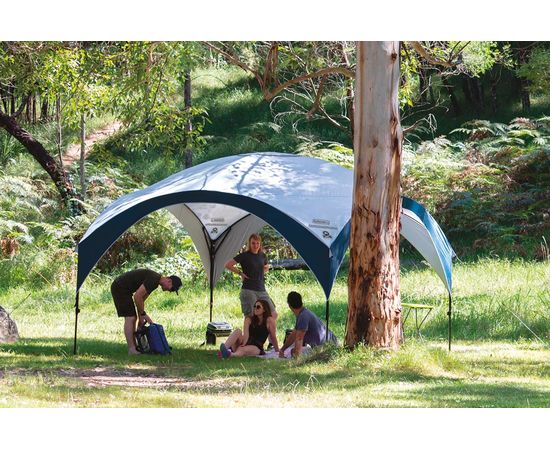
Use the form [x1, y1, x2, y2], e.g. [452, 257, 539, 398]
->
[279, 291, 337, 358]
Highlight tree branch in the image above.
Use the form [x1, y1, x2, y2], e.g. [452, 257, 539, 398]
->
[306, 76, 327, 119]
[204, 42, 355, 102]
[406, 41, 454, 68]
[12, 94, 30, 119]
[263, 66, 354, 101]
[202, 42, 263, 84]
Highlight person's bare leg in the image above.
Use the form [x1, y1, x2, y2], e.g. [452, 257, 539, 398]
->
[124, 316, 139, 355]
[267, 312, 278, 347]
[232, 345, 261, 357]
[223, 329, 243, 351]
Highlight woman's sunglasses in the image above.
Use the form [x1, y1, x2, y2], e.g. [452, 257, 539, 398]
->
[254, 304, 263, 309]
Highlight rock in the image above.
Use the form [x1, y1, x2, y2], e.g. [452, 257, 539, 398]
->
[0, 306, 19, 343]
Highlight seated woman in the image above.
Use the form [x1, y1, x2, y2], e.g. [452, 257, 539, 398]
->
[219, 299, 279, 358]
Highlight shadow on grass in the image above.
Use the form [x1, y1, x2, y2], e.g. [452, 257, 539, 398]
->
[2, 337, 549, 407]
[406, 381, 550, 407]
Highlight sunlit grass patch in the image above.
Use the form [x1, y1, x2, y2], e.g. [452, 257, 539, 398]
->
[1, 259, 549, 407]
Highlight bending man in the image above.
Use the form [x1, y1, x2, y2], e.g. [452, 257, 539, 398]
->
[110, 268, 182, 354]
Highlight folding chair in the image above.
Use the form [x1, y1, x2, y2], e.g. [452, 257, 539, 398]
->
[402, 302, 435, 337]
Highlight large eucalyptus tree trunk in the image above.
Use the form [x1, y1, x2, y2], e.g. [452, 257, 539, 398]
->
[345, 41, 403, 350]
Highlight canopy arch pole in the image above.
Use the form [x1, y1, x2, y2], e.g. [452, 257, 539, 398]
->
[73, 291, 80, 355]
[77, 191, 338, 298]
[209, 252, 214, 323]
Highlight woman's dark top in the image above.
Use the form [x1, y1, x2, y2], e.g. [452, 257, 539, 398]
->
[234, 251, 267, 291]
[246, 319, 269, 352]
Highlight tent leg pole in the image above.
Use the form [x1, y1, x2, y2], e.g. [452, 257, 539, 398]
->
[325, 299, 329, 342]
[73, 292, 80, 355]
[447, 293, 452, 352]
[209, 249, 214, 323]
[209, 284, 213, 323]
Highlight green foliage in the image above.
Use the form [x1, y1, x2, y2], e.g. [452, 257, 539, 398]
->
[0, 133, 21, 165]
[295, 139, 354, 169]
[148, 236, 206, 283]
[517, 46, 550, 94]
[460, 41, 511, 77]
[404, 116, 550, 258]
[1, 42, 204, 174]
[192, 66, 351, 165]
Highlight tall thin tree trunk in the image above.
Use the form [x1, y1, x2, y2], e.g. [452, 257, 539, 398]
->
[345, 41, 403, 350]
[32, 95, 37, 124]
[25, 96, 32, 122]
[80, 113, 86, 199]
[347, 85, 355, 139]
[40, 96, 48, 121]
[418, 66, 428, 103]
[442, 75, 461, 116]
[0, 85, 7, 114]
[520, 80, 531, 112]
[461, 76, 472, 106]
[184, 70, 193, 168]
[490, 71, 499, 114]
[428, 70, 435, 104]
[55, 95, 63, 169]
[9, 84, 15, 115]
[472, 78, 485, 112]
[515, 42, 531, 113]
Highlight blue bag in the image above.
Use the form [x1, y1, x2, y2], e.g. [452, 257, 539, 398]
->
[135, 323, 171, 355]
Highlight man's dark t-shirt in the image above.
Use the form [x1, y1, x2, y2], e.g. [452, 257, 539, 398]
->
[295, 307, 338, 347]
[233, 251, 267, 291]
[112, 269, 161, 295]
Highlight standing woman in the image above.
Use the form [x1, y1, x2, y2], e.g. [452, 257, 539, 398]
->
[225, 233, 278, 320]
[219, 299, 279, 358]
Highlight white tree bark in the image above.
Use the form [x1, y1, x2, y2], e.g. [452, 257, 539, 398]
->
[345, 41, 403, 349]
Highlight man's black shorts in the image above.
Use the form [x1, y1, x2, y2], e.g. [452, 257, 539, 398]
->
[111, 283, 136, 317]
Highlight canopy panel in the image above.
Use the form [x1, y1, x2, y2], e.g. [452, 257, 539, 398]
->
[76, 152, 454, 300]
[401, 197, 454, 293]
[166, 203, 266, 286]
[77, 153, 353, 298]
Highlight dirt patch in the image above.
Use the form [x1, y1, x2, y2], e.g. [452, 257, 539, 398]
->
[62, 121, 122, 166]
[62, 367, 242, 390]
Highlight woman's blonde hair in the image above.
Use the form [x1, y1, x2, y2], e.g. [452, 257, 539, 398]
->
[246, 233, 263, 252]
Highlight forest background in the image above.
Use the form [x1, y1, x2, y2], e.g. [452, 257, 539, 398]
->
[1, 40, 549, 288]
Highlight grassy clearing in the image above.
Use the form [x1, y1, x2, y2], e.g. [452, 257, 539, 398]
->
[1, 259, 548, 407]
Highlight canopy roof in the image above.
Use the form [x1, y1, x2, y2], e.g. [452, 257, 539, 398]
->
[77, 152, 454, 300]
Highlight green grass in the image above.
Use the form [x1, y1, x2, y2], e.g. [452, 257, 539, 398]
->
[1, 259, 548, 407]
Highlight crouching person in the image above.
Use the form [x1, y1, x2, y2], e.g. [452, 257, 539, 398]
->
[279, 291, 338, 358]
[219, 299, 279, 359]
[110, 268, 182, 355]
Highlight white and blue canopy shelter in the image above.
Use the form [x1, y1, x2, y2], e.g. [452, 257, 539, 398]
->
[74, 152, 455, 354]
